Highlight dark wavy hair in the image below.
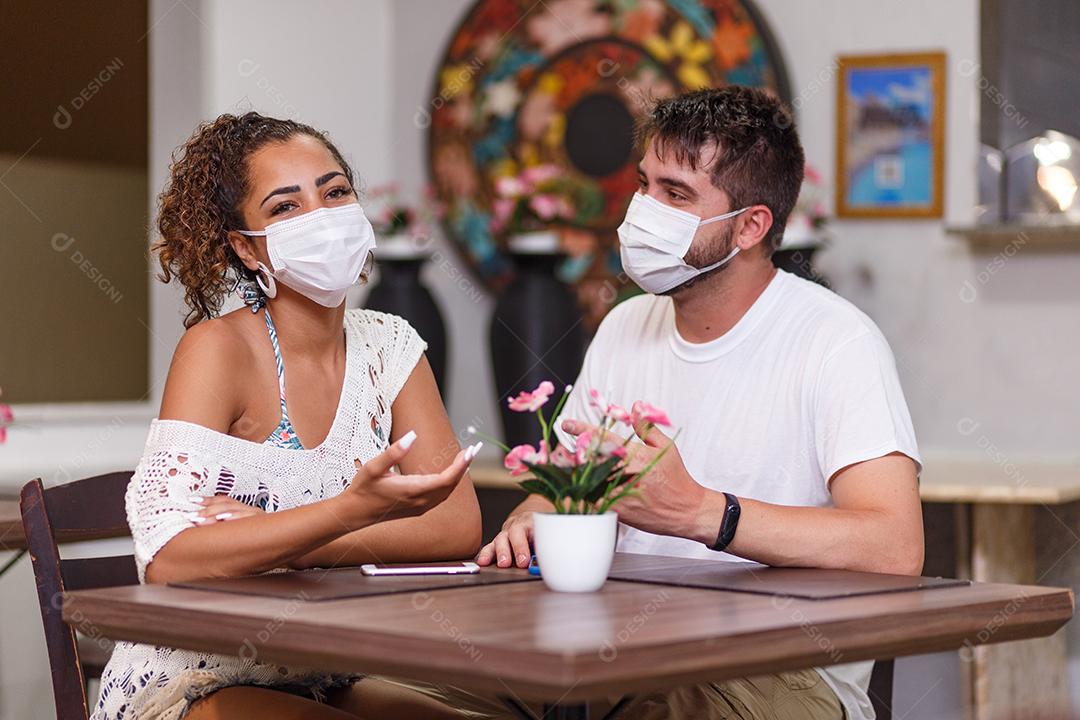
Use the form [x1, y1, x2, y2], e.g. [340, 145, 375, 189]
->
[154, 112, 356, 328]
[636, 86, 804, 253]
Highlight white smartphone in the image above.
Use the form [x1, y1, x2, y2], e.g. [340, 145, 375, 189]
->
[360, 561, 480, 576]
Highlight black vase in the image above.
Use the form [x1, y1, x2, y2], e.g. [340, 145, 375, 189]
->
[490, 240, 586, 449]
[364, 251, 449, 398]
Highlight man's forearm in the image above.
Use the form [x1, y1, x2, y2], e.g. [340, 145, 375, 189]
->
[689, 491, 924, 576]
[510, 494, 556, 518]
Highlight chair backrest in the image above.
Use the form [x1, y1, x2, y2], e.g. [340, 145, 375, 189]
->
[20, 472, 137, 720]
[869, 658, 894, 719]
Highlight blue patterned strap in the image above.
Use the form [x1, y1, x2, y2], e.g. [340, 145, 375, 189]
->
[262, 308, 291, 419]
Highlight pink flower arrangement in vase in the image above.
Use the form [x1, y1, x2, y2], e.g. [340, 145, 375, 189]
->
[364, 183, 444, 241]
[475, 381, 672, 515]
[490, 165, 577, 236]
[472, 381, 672, 592]
[0, 388, 13, 444]
[781, 163, 829, 249]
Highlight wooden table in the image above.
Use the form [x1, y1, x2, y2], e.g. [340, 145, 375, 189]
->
[470, 459, 1080, 718]
[919, 457, 1080, 720]
[63, 555, 1073, 717]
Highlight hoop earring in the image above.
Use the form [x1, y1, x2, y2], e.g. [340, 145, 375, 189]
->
[256, 262, 277, 299]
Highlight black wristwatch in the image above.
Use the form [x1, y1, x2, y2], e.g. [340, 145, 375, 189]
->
[708, 493, 741, 552]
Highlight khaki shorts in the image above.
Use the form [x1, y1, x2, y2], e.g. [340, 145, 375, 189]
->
[377, 668, 844, 720]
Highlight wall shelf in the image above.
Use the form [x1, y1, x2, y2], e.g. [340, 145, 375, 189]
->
[945, 223, 1080, 251]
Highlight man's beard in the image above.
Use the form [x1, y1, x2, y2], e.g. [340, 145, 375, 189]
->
[663, 223, 737, 297]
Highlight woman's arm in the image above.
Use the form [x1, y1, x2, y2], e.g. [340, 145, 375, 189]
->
[146, 431, 474, 583]
[290, 355, 483, 569]
[145, 321, 475, 583]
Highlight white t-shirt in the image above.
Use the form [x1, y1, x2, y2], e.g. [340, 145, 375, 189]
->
[555, 270, 920, 720]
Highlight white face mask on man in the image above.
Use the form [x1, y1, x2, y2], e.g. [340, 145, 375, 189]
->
[617, 192, 749, 295]
[238, 203, 376, 308]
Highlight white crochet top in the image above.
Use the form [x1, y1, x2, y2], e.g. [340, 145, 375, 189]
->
[92, 309, 426, 720]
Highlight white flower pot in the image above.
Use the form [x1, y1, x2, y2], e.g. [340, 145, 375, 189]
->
[532, 512, 618, 592]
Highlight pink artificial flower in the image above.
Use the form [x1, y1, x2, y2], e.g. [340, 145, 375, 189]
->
[607, 404, 631, 424]
[507, 380, 555, 412]
[504, 441, 550, 476]
[557, 197, 575, 220]
[521, 164, 561, 186]
[804, 164, 823, 185]
[587, 388, 630, 424]
[596, 437, 628, 460]
[550, 444, 578, 468]
[495, 176, 526, 197]
[572, 428, 593, 464]
[0, 388, 10, 445]
[631, 400, 671, 427]
[491, 197, 516, 231]
[529, 193, 561, 221]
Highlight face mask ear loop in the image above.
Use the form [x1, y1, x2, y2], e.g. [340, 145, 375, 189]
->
[699, 206, 750, 226]
[255, 262, 277, 299]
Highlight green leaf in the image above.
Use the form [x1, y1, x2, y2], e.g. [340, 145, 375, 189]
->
[525, 462, 574, 491]
[518, 479, 555, 497]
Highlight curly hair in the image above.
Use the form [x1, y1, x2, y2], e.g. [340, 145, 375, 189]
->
[154, 112, 357, 328]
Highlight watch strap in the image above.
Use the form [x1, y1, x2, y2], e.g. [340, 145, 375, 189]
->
[708, 492, 741, 553]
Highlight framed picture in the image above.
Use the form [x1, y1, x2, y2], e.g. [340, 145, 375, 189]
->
[835, 52, 946, 218]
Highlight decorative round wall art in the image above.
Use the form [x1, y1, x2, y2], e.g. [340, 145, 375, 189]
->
[426, 0, 790, 314]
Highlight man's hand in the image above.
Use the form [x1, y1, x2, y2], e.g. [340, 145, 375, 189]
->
[476, 495, 552, 568]
[560, 418, 711, 540]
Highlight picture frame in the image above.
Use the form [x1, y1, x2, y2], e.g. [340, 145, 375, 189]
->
[835, 52, 946, 218]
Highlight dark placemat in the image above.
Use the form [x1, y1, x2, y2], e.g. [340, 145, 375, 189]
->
[608, 552, 969, 600]
[173, 565, 538, 601]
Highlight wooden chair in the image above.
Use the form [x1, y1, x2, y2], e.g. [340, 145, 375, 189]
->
[869, 659, 894, 719]
[20, 472, 137, 720]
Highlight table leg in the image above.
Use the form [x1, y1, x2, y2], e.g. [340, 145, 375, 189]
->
[968, 503, 1070, 720]
[542, 703, 589, 719]
[954, 504, 974, 720]
[498, 696, 631, 719]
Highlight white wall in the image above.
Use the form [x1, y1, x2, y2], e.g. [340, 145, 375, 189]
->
[388, 0, 500, 443]
[148, 0, 395, 404]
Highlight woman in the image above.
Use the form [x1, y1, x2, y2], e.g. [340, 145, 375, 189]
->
[92, 112, 482, 719]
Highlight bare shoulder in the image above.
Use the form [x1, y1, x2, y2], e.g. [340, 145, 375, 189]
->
[159, 309, 262, 429]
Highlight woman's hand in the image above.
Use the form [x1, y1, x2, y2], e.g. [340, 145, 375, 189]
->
[340, 430, 482, 528]
[187, 496, 264, 524]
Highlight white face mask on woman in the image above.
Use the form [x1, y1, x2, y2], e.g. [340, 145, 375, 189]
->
[617, 192, 748, 295]
[238, 203, 376, 308]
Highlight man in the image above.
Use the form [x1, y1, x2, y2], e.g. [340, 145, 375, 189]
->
[477, 86, 923, 720]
